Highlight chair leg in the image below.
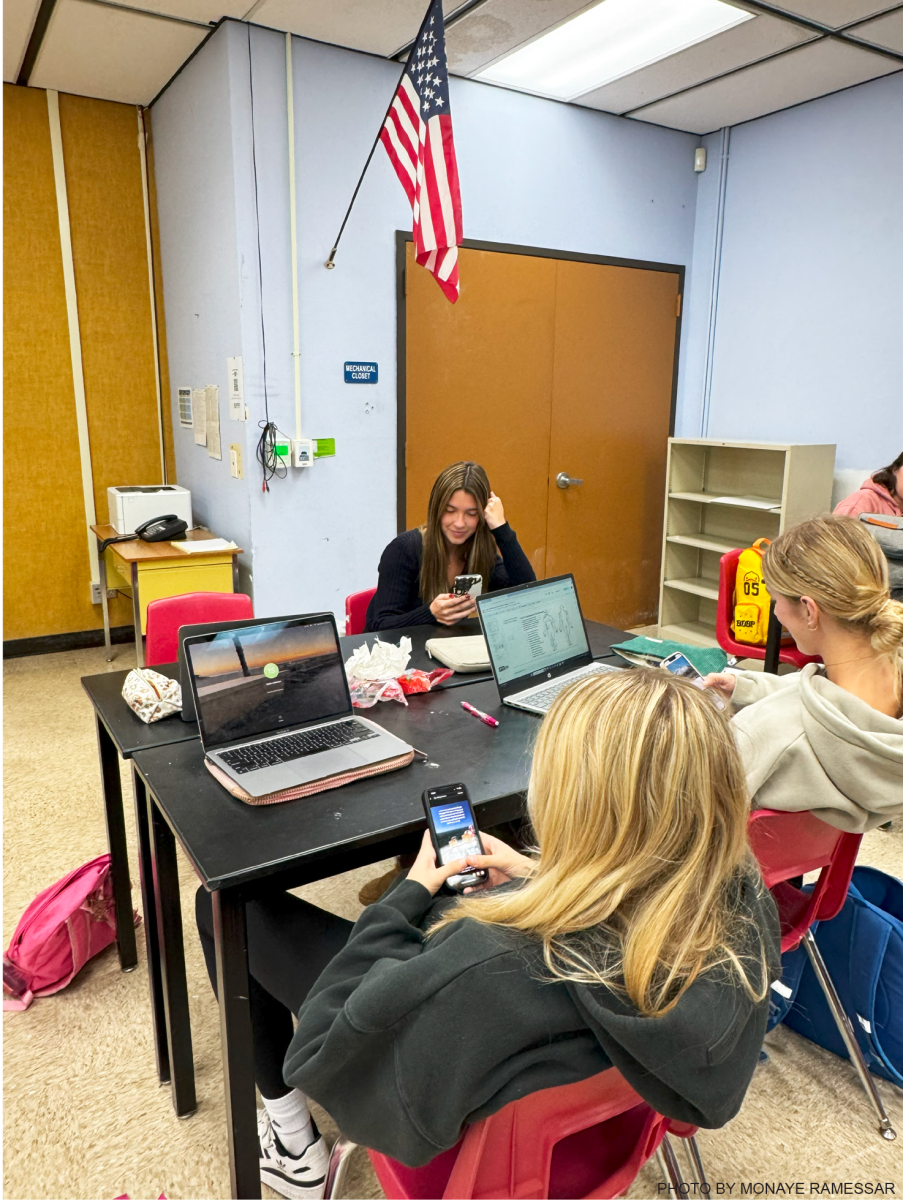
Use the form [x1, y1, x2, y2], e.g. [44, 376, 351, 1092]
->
[802, 929, 897, 1141]
[657, 1135, 688, 1192]
[684, 1135, 710, 1192]
[324, 1136, 358, 1200]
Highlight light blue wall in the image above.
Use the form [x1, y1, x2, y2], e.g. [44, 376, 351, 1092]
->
[681, 72, 903, 470]
[152, 21, 700, 619]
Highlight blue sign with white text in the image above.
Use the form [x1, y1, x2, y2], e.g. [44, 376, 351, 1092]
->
[344, 361, 378, 383]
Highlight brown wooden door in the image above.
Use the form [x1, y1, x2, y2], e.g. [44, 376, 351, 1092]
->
[404, 242, 679, 627]
[544, 261, 679, 627]
[404, 241, 555, 575]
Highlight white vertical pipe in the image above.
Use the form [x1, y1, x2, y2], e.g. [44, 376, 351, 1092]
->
[47, 88, 99, 585]
[286, 31, 302, 440]
[700, 125, 730, 439]
[137, 106, 168, 482]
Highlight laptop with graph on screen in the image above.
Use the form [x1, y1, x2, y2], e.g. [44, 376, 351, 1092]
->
[476, 575, 619, 715]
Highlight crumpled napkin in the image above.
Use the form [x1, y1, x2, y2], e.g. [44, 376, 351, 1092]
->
[344, 637, 412, 681]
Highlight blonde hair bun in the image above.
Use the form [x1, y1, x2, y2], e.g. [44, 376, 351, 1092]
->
[763, 515, 902, 660]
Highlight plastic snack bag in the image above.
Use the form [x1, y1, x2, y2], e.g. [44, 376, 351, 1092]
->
[397, 668, 454, 695]
[346, 638, 413, 708]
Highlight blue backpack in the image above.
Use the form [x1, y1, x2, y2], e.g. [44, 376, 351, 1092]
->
[775, 867, 903, 1088]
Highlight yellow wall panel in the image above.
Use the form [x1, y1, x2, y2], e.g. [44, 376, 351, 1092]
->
[59, 94, 165, 521]
[146, 111, 177, 486]
[2, 85, 102, 640]
[3, 84, 171, 641]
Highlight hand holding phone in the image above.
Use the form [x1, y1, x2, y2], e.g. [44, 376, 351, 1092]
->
[452, 574, 483, 598]
[660, 652, 725, 709]
[421, 783, 489, 893]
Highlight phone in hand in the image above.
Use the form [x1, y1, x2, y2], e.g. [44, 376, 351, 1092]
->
[422, 782, 489, 893]
[660, 652, 725, 709]
[452, 574, 482, 598]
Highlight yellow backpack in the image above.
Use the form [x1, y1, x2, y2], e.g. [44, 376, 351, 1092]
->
[732, 538, 772, 646]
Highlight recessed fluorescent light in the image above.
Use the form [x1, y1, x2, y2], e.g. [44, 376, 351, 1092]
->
[476, 0, 753, 101]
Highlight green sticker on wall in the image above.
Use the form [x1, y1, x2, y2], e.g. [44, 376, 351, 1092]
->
[314, 438, 336, 458]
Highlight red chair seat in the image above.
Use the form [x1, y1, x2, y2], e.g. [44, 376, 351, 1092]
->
[367, 1068, 691, 1200]
[345, 587, 377, 636]
[144, 591, 253, 666]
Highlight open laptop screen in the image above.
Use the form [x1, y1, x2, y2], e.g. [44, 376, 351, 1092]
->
[478, 575, 590, 689]
[185, 617, 351, 749]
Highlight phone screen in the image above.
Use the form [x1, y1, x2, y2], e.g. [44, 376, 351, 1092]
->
[661, 652, 702, 682]
[424, 784, 488, 891]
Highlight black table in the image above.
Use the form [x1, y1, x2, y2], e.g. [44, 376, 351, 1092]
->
[130, 620, 628, 1198]
[80, 662, 200, 1099]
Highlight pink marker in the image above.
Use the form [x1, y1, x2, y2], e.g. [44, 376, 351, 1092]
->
[461, 700, 499, 728]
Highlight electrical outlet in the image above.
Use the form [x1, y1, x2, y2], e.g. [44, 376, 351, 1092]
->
[230, 443, 243, 479]
[90, 583, 117, 604]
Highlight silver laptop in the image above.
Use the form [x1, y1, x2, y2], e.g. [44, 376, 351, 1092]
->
[183, 614, 413, 798]
[476, 575, 619, 715]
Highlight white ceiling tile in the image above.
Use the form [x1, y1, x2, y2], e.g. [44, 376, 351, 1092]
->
[99, 0, 247, 21]
[577, 13, 813, 115]
[29, 0, 207, 104]
[246, 0, 459, 57]
[4, 0, 42, 81]
[846, 8, 903, 52]
[763, 1, 901, 28]
[628, 37, 900, 133]
[444, 0, 595, 77]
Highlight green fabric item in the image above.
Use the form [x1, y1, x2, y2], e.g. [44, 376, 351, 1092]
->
[610, 636, 728, 675]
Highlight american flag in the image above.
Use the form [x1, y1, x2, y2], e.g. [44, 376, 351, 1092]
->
[380, 0, 463, 302]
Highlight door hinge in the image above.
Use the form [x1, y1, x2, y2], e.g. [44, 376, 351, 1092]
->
[676, 293, 682, 317]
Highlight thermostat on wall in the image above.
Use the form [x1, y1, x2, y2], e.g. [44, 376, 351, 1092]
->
[107, 485, 192, 535]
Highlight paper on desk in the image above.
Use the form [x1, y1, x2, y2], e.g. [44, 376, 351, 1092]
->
[205, 384, 222, 460]
[192, 389, 207, 445]
[172, 538, 238, 553]
[345, 637, 412, 680]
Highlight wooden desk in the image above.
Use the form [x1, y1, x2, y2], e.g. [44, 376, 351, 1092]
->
[91, 525, 243, 666]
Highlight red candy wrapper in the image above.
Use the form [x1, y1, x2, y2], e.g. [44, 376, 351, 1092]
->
[397, 668, 454, 694]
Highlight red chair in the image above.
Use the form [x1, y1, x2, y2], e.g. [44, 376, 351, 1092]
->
[345, 587, 377, 636]
[748, 809, 896, 1140]
[323, 1069, 707, 1199]
[144, 591, 253, 666]
[716, 549, 820, 669]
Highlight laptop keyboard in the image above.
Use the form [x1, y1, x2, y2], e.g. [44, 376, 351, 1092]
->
[219, 720, 379, 774]
[522, 663, 617, 711]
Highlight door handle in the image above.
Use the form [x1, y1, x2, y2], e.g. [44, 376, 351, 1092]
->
[556, 472, 584, 490]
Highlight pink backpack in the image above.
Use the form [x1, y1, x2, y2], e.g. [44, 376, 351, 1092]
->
[3, 854, 138, 1011]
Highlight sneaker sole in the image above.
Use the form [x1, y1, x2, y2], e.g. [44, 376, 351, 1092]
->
[260, 1163, 327, 1200]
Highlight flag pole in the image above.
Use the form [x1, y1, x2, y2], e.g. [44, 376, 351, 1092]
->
[324, 56, 411, 269]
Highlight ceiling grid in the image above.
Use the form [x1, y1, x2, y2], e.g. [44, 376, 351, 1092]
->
[4, 0, 902, 132]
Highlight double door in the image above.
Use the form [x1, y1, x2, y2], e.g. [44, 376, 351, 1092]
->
[403, 241, 681, 628]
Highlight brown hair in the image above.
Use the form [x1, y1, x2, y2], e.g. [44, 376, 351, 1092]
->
[763, 515, 903, 669]
[430, 669, 769, 1017]
[418, 462, 500, 604]
[872, 451, 903, 497]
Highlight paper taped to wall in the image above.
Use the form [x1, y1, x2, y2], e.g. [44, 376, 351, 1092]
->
[205, 384, 221, 460]
[178, 387, 192, 427]
[192, 389, 207, 445]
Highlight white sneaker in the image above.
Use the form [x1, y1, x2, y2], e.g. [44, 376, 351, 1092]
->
[258, 1108, 330, 1200]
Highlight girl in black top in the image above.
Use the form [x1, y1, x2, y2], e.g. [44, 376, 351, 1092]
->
[365, 461, 536, 631]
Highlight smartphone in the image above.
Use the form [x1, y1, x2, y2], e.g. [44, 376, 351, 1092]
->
[660, 652, 725, 709]
[422, 782, 489, 893]
[452, 574, 483, 599]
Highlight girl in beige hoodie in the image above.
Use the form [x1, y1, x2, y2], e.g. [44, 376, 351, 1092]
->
[704, 515, 903, 833]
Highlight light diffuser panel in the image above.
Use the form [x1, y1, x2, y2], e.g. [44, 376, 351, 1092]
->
[476, 0, 754, 100]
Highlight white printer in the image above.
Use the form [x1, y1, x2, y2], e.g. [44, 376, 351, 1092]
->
[107, 485, 192, 536]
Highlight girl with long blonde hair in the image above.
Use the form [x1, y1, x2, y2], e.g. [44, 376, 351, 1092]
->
[704, 514, 903, 831]
[365, 460, 535, 631]
[197, 668, 779, 1193]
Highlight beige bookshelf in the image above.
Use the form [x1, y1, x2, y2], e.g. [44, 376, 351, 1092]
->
[657, 439, 836, 647]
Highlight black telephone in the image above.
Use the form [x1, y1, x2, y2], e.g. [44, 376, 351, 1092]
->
[99, 514, 188, 554]
[134, 514, 188, 542]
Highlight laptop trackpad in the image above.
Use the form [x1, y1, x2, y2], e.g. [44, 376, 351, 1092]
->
[292, 746, 367, 783]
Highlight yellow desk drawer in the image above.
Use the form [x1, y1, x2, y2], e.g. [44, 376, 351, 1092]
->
[134, 558, 235, 632]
